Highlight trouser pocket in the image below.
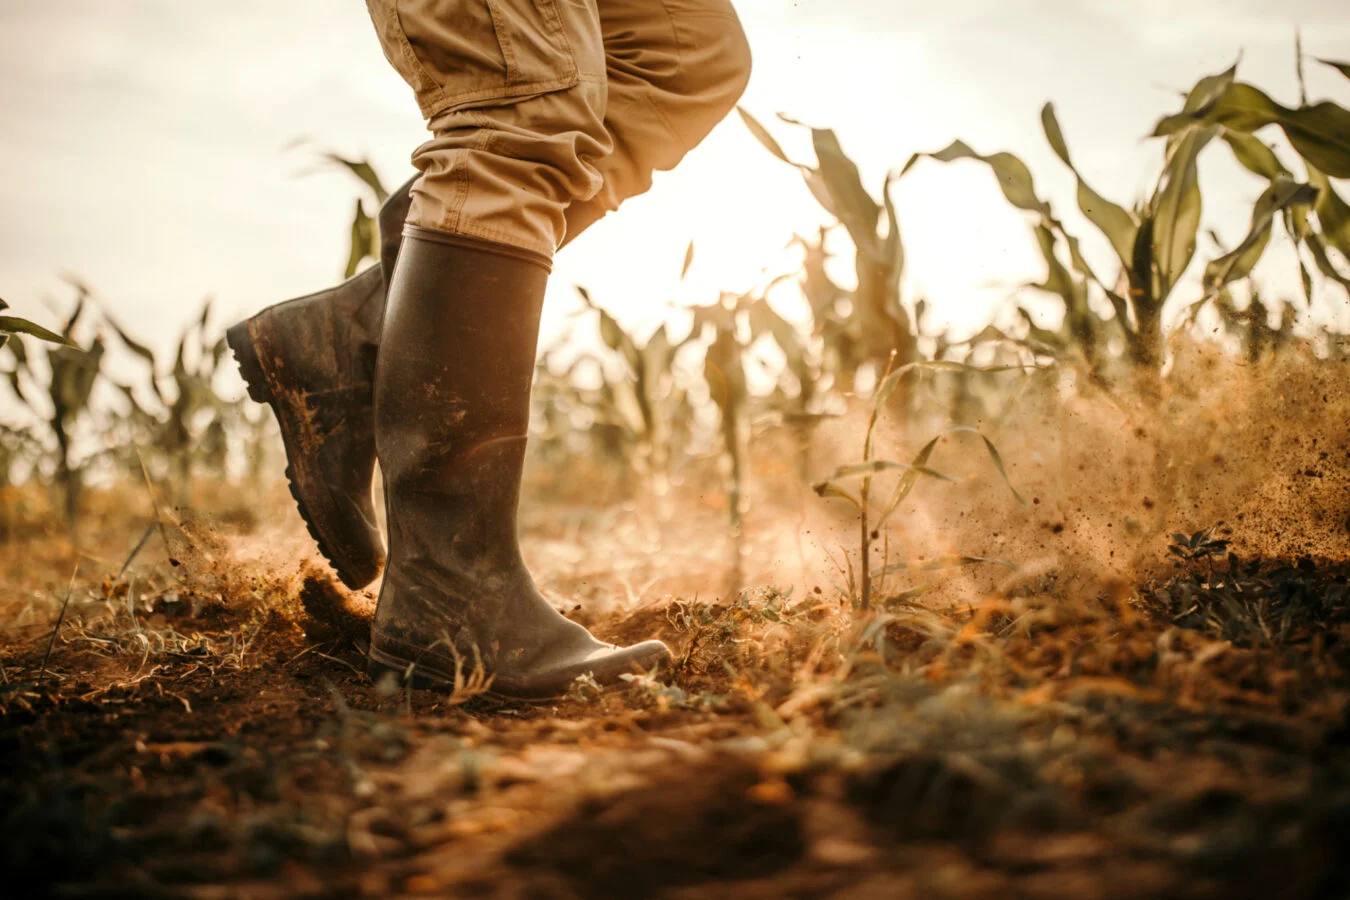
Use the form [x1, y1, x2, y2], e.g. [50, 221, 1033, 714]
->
[365, 0, 582, 119]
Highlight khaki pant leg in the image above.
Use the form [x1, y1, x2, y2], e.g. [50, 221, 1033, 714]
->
[365, 0, 610, 258]
[560, 0, 752, 245]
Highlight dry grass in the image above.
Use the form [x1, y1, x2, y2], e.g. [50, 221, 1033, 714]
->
[2, 357, 1350, 897]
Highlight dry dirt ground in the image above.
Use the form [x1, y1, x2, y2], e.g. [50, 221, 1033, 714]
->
[3, 450, 1350, 899]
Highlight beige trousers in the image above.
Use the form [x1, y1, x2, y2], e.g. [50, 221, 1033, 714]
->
[364, 0, 752, 259]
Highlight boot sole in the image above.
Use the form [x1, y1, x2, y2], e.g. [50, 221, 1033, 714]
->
[226, 316, 379, 590]
[366, 643, 552, 704]
[367, 634, 672, 702]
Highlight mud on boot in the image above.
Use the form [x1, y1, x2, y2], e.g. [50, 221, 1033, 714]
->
[369, 230, 671, 700]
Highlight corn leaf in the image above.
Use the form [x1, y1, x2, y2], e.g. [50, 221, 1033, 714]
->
[737, 107, 796, 166]
[1306, 165, 1350, 258]
[1306, 233, 1350, 291]
[1041, 103, 1138, 266]
[810, 481, 861, 508]
[1150, 126, 1217, 299]
[1028, 223, 1086, 313]
[903, 140, 1051, 218]
[345, 199, 375, 279]
[802, 169, 841, 219]
[881, 170, 905, 284]
[1203, 179, 1318, 294]
[1317, 58, 1350, 81]
[811, 128, 882, 261]
[1152, 59, 1240, 139]
[1220, 128, 1290, 181]
[1154, 82, 1350, 178]
[0, 315, 81, 349]
[323, 153, 389, 203]
[824, 459, 930, 482]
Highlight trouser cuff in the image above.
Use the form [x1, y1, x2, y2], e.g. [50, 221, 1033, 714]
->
[402, 225, 553, 273]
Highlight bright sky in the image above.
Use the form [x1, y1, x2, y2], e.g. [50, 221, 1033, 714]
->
[1, 0, 1348, 403]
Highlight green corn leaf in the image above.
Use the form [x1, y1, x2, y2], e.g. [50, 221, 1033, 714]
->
[323, 153, 389, 203]
[345, 199, 375, 279]
[903, 140, 1051, 218]
[1154, 82, 1350, 178]
[1028, 223, 1087, 315]
[1306, 165, 1350, 259]
[1220, 128, 1290, 181]
[1306, 233, 1350, 291]
[1041, 103, 1138, 266]
[0, 315, 81, 348]
[1317, 58, 1350, 81]
[103, 311, 157, 370]
[1150, 125, 1217, 299]
[1298, 255, 1315, 306]
[1203, 179, 1319, 294]
[62, 293, 87, 338]
[1152, 59, 1240, 139]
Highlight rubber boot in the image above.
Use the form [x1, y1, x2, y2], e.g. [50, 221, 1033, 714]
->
[226, 179, 413, 588]
[366, 229, 672, 699]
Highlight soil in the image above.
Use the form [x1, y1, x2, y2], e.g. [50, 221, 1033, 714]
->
[3, 468, 1350, 899]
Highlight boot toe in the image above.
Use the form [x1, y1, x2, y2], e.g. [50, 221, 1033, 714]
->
[494, 638, 674, 700]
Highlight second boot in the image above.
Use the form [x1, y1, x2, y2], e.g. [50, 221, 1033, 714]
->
[226, 179, 413, 588]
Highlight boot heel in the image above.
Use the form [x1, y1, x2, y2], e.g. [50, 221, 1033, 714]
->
[226, 319, 274, 404]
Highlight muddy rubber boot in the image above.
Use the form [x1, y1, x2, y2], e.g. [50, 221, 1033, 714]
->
[226, 179, 414, 588]
[366, 230, 672, 700]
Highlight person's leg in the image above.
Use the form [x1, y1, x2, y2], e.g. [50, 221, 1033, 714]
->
[559, 0, 752, 242]
[365, 0, 672, 697]
[229, 0, 751, 590]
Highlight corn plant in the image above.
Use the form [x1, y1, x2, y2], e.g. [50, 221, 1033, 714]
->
[1, 288, 104, 525]
[812, 356, 1028, 612]
[899, 54, 1346, 395]
[696, 296, 750, 530]
[104, 297, 241, 500]
[1153, 53, 1350, 298]
[739, 109, 918, 387]
[575, 286, 690, 494]
[291, 142, 393, 278]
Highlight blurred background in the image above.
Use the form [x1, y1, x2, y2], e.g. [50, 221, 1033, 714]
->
[3, 0, 1347, 365]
